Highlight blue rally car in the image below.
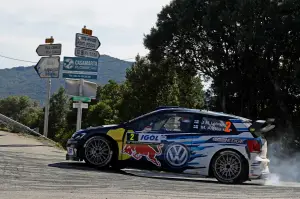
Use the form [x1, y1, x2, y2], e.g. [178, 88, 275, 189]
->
[66, 106, 275, 184]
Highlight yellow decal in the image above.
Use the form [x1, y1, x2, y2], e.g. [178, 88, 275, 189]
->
[107, 128, 132, 160]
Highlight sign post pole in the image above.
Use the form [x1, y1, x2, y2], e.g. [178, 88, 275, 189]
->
[43, 78, 51, 137]
[35, 36, 61, 137]
[76, 79, 84, 131]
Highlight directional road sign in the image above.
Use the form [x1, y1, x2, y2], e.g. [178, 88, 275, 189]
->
[36, 44, 62, 56]
[34, 56, 60, 78]
[72, 96, 91, 102]
[75, 47, 100, 59]
[75, 33, 101, 50]
[63, 56, 98, 72]
[73, 103, 88, 109]
[62, 73, 97, 80]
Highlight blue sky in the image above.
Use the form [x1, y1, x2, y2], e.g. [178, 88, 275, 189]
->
[0, 0, 171, 69]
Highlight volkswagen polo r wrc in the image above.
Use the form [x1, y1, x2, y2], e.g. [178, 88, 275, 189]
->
[66, 106, 275, 184]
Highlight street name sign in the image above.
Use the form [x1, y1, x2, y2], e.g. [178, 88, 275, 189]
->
[62, 73, 97, 80]
[73, 103, 88, 109]
[63, 56, 98, 72]
[72, 96, 91, 102]
[75, 33, 101, 50]
[36, 44, 62, 56]
[34, 56, 60, 78]
[75, 47, 100, 59]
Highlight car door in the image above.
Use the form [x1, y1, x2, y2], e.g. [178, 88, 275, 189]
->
[121, 111, 195, 172]
[189, 114, 238, 175]
[121, 112, 166, 169]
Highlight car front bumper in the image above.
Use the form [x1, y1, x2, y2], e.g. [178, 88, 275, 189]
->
[66, 139, 82, 161]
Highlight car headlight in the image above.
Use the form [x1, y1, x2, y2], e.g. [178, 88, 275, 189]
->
[71, 131, 86, 140]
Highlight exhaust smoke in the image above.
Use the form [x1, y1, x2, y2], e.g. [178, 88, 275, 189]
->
[264, 133, 300, 185]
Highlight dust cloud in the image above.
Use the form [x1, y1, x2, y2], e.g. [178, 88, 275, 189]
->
[265, 133, 300, 185]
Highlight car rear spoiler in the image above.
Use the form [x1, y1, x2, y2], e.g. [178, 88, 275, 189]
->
[249, 118, 276, 137]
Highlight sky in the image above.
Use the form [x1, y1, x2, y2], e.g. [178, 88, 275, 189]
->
[0, 0, 172, 69]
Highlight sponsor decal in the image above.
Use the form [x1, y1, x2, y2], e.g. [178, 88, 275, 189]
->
[123, 144, 163, 167]
[212, 137, 244, 144]
[165, 143, 190, 168]
[138, 133, 161, 143]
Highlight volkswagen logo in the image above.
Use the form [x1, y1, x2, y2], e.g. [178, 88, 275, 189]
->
[165, 143, 189, 168]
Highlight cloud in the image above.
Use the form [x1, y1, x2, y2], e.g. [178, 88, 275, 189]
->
[0, 0, 171, 68]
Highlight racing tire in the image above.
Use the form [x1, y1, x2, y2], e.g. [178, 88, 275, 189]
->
[211, 150, 248, 184]
[83, 136, 114, 169]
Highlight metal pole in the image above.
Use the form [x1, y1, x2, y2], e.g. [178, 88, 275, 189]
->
[43, 78, 51, 137]
[76, 79, 84, 131]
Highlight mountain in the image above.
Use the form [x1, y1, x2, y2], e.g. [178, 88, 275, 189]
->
[0, 55, 134, 105]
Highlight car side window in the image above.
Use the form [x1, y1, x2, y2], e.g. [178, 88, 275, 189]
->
[128, 112, 194, 133]
[199, 116, 236, 133]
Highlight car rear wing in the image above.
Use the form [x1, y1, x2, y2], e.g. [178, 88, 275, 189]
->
[248, 118, 276, 137]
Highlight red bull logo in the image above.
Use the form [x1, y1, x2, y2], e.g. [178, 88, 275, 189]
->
[123, 144, 163, 167]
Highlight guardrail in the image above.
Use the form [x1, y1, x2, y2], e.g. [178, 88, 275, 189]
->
[0, 113, 56, 144]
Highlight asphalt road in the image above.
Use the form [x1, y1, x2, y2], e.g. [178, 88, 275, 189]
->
[1, 131, 300, 199]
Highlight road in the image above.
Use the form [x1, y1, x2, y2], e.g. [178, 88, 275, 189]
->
[1, 131, 300, 199]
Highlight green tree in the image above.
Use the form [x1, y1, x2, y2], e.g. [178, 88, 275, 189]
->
[0, 96, 42, 128]
[47, 87, 70, 140]
[118, 55, 205, 121]
[143, 0, 300, 138]
[86, 102, 114, 126]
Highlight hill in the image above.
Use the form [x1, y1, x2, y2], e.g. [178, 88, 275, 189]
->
[0, 55, 134, 105]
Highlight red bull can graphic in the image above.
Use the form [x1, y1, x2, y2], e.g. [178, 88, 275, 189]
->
[123, 144, 163, 167]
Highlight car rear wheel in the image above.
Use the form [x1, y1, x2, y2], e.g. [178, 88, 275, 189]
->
[83, 136, 114, 168]
[211, 150, 248, 184]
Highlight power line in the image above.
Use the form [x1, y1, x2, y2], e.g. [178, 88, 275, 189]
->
[0, 53, 136, 65]
[0, 54, 36, 64]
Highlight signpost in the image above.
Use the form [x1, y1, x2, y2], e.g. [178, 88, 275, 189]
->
[62, 26, 101, 131]
[72, 96, 91, 102]
[36, 44, 62, 56]
[34, 56, 60, 78]
[73, 103, 88, 109]
[75, 47, 100, 59]
[34, 36, 62, 138]
[75, 33, 101, 50]
[62, 56, 98, 72]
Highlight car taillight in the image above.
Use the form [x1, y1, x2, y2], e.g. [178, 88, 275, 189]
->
[247, 139, 261, 153]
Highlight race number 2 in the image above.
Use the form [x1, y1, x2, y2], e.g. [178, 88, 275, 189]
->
[224, 121, 232, 133]
[127, 132, 138, 142]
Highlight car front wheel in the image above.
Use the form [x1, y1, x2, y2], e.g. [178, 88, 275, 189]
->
[83, 136, 114, 168]
[211, 150, 248, 184]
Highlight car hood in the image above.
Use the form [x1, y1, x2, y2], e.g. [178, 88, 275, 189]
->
[85, 124, 119, 131]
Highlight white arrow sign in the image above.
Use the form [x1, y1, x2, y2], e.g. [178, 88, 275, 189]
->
[36, 44, 62, 56]
[73, 102, 88, 109]
[34, 56, 60, 78]
[74, 47, 100, 59]
[75, 33, 101, 50]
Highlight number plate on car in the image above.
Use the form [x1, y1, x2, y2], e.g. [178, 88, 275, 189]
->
[67, 147, 74, 155]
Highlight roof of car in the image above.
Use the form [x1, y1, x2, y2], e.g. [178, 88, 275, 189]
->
[128, 106, 252, 123]
[154, 107, 251, 121]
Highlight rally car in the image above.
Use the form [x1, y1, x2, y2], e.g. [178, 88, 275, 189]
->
[66, 106, 275, 184]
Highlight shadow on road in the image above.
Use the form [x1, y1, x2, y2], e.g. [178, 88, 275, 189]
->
[124, 171, 264, 186]
[0, 144, 46, 147]
[48, 162, 127, 174]
[48, 162, 263, 186]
